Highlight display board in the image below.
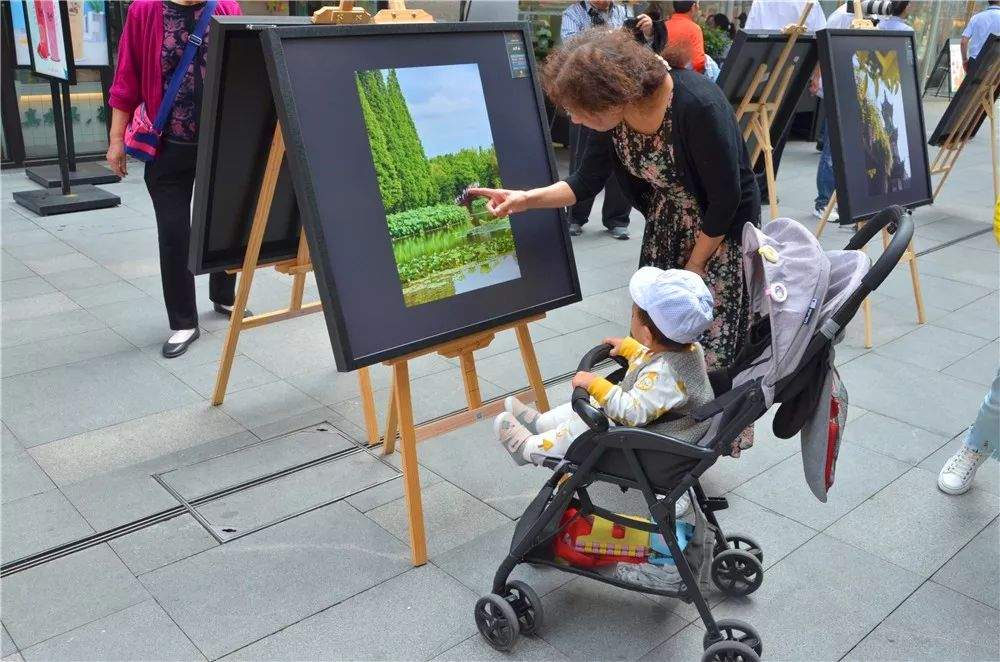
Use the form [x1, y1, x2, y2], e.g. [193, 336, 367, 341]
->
[717, 30, 817, 172]
[818, 29, 932, 224]
[66, 0, 108, 67]
[259, 22, 580, 370]
[928, 34, 1000, 147]
[22, 0, 75, 82]
[10, 1, 30, 65]
[190, 16, 312, 274]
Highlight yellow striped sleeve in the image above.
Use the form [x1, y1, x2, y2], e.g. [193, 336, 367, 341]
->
[618, 337, 647, 362]
[587, 377, 615, 404]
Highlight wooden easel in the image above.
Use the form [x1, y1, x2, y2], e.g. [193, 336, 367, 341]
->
[928, 62, 1000, 203]
[210, 3, 381, 447]
[812, 1, 926, 349]
[733, 3, 812, 219]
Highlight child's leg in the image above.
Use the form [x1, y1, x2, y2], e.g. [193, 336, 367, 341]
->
[534, 402, 584, 433]
[521, 412, 593, 465]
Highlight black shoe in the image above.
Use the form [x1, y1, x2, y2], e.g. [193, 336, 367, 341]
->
[568, 223, 583, 236]
[214, 303, 253, 318]
[162, 328, 200, 358]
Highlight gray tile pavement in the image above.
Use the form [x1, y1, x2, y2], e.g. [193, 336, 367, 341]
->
[1, 97, 997, 660]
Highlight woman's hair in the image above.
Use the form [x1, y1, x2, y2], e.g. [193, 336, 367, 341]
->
[710, 12, 737, 39]
[542, 28, 668, 113]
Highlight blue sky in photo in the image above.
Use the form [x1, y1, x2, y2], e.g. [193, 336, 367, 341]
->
[388, 63, 495, 158]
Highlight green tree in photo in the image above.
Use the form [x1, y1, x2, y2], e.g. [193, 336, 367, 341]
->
[357, 73, 402, 211]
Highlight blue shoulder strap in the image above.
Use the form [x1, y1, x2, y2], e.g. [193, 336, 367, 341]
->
[153, 0, 219, 132]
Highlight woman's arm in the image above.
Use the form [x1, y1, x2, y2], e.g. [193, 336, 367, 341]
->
[685, 231, 725, 276]
[682, 93, 745, 239]
[468, 182, 576, 217]
[106, 108, 130, 177]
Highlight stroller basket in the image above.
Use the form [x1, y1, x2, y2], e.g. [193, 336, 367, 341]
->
[473, 207, 914, 662]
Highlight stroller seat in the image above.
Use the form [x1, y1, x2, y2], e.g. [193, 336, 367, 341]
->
[474, 207, 915, 662]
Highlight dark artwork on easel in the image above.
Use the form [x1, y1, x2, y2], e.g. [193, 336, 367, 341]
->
[189, 16, 312, 274]
[717, 30, 817, 172]
[818, 29, 932, 224]
[260, 23, 581, 371]
[928, 34, 1000, 147]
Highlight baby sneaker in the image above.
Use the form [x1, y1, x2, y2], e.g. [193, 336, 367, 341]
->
[937, 445, 988, 495]
[494, 412, 531, 466]
[504, 396, 540, 433]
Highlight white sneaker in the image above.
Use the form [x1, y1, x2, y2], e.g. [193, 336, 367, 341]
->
[937, 446, 988, 495]
[674, 491, 691, 518]
[813, 206, 840, 223]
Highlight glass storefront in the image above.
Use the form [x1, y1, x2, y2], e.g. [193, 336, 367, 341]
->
[13, 69, 107, 160]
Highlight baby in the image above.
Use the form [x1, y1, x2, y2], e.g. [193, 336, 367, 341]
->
[495, 267, 716, 466]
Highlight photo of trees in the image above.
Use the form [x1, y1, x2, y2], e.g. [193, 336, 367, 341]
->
[356, 63, 521, 308]
[852, 49, 913, 196]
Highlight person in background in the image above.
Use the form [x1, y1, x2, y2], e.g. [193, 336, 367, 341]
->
[811, 2, 853, 223]
[665, 1, 706, 73]
[561, 1, 637, 240]
[876, 1, 912, 32]
[708, 12, 737, 40]
[938, 371, 999, 495]
[107, 0, 246, 358]
[737, 10, 748, 28]
[962, 0, 1000, 70]
[743, 0, 827, 210]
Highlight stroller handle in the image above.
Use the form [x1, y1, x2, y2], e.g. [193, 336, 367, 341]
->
[833, 205, 914, 330]
[572, 344, 629, 433]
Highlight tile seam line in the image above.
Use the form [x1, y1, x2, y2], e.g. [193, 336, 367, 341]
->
[837, 515, 1000, 662]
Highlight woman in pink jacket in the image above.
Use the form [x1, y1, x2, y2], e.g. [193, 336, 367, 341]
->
[107, 0, 243, 358]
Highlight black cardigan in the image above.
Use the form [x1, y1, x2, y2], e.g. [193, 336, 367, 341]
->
[565, 69, 760, 239]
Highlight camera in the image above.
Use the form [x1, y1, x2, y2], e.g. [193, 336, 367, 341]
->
[847, 1, 908, 17]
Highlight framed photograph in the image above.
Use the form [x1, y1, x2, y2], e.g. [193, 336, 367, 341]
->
[22, 0, 75, 83]
[9, 0, 31, 66]
[928, 34, 1000, 147]
[66, 0, 110, 67]
[717, 30, 818, 173]
[259, 22, 581, 371]
[818, 29, 932, 224]
[190, 16, 312, 275]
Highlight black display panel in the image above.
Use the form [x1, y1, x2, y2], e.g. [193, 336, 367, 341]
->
[928, 34, 1000, 147]
[190, 16, 312, 275]
[261, 22, 580, 371]
[818, 29, 932, 224]
[717, 30, 817, 173]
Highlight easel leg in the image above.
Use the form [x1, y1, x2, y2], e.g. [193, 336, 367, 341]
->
[863, 294, 873, 349]
[458, 351, 483, 408]
[907, 239, 927, 325]
[382, 376, 398, 454]
[212, 127, 286, 406]
[989, 97, 999, 202]
[392, 360, 428, 566]
[815, 192, 837, 238]
[758, 113, 779, 219]
[358, 367, 378, 444]
[515, 323, 550, 412]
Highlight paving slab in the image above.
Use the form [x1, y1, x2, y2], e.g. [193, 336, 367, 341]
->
[225, 565, 476, 661]
[367, 480, 511, 558]
[638, 622, 707, 661]
[942, 341, 999, 388]
[0, 545, 150, 650]
[1, 253, 34, 281]
[0, 277, 55, 301]
[826, 467, 1000, 577]
[838, 353, 988, 438]
[41, 265, 122, 292]
[0, 328, 134, 378]
[434, 633, 570, 661]
[345, 451, 442, 513]
[0, 308, 106, 348]
[28, 402, 245, 484]
[417, 417, 556, 519]
[844, 582, 999, 662]
[931, 518, 999, 610]
[842, 411, 950, 466]
[19, 600, 207, 662]
[0, 445, 54, 504]
[734, 442, 910, 530]
[710, 533, 923, 661]
[195, 449, 398, 538]
[1, 626, 15, 658]
[140, 502, 412, 660]
[233, 314, 340, 378]
[931, 292, 999, 341]
[63, 280, 148, 309]
[539, 578, 689, 661]
[1, 292, 79, 323]
[109, 515, 218, 576]
[875, 323, 990, 373]
[219, 381, 324, 431]
[60, 431, 263, 530]
[0, 490, 94, 564]
[431, 520, 576, 599]
[173, 357, 279, 400]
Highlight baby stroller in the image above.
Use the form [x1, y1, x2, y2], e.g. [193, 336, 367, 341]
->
[473, 207, 913, 661]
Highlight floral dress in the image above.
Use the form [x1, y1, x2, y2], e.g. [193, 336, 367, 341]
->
[161, 1, 210, 143]
[611, 107, 755, 455]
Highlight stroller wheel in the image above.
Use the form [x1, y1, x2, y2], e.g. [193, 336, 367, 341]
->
[711, 549, 764, 596]
[717, 534, 764, 564]
[701, 640, 761, 662]
[704, 619, 763, 656]
[474, 593, 520, 651]
[505, 580, 544, 635]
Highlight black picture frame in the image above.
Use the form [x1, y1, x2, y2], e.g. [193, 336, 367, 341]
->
[818, 29, 932, 224]
[258, 21, 581, 371]
[189, 16, 313, 275]
[928, 34, 1000, 147]
[717, 30, 818, 173]
[21, 0, 75, 84]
